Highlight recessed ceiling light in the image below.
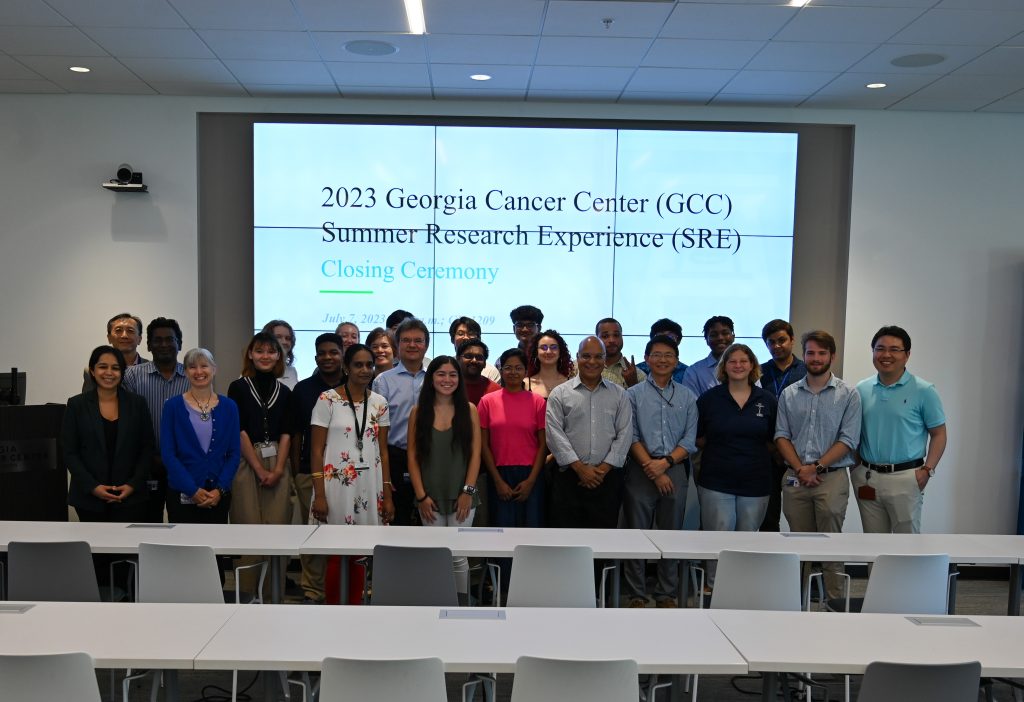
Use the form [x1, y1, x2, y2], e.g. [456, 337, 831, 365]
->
[470, 74, 491, 81]
[344, 40, 397, 57]
[403, 0, 426, 34]
[866, 83, 887, 89]
[890, 53, 946, 68]
[788, 0, 811, 6]
[69, 66, 90, 73]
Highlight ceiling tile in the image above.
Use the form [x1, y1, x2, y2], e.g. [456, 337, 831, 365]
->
[82, 28, 213, 59]
[435, 87, 525, 99]
[542, 1, 673, 38]
[0, 78, 63, 92]
[326, 60, 429, 87]
[807, 0, 935, 5]
[149, 81, 247, 96]
[890, 9, 1024, 45]
[813, 72, 937, 98]
[530, 65, 634, 91]
[120, 57, 236, 83]
[51, 80, 157, 94]
[339, 85, 430, 97]
[746, 41, 877, 72]
[244, 83, 340, 97]
[710, 93, 807, 107]
[800, 92, 903, 109]
[618, 91, 712, 105]
[225, 59, 334, 85]
[313, 33, 427, 62]
[0, 27, 108, 56]
[44, 0, 187, 29]
[527, 89, 622, 101]
[536, 36, 651, 67]
[0, 0, 70, 26]
[661, 4, 798, 41]
[906, 73, 1024, 99]
[198, 30, 320, 61]
[426, 1, 544, 35]
[722, 70, 838, 95]
[978, 88, 1024, 111]
[169, 0, 303, 31]
[627, 66, 735, 93]
[890, 96, 994, 111]
[848, 43, 987, 75]
[937, 0, 1024, 11]
[427, 34, 538, 65]
[0, 55, 41, 80]
[15, 55, 138, 81]
[954, 47, 1024, 75]
[775, 6, 925, 43]
[643, 39, 764, 70]
[294, 0, 410, 32]
[430, 63, 531, 90]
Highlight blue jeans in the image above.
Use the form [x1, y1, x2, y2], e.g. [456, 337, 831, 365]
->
[698, 487, 769, 532]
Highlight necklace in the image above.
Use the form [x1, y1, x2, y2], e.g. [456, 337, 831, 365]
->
[190, 391, 213, 422]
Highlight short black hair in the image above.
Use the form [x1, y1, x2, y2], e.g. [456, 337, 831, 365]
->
[649, 318, 682, 338]
[314, 332, 343, 350]
[88, 344, 127, 373]
[871, 325, 911, 353]
[457, 338, 489, 360]
[702, 315, 734, 337]
[761, 319, 794, 341]
[644, 334, 679, 358]
[396, 317, 430, 347]
[449, 316, 482, 343]
[107, 313, 143, 336]
[510, 305, 544, 325]
[595, 317, 620, 334]
[146, 317, 182, 345]
[386, 309, 414, 329]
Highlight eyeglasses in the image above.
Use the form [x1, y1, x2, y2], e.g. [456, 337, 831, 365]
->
[538, 344, 559, 352]
[514, 322, 539, 331]
[647, 352, 677, 361]
[501, 365, 526, 374]
[461, 354, 485, 362]
[872, 346, 906, 354]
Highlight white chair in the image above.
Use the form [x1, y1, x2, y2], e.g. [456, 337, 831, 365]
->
[856, 661, 981, 702]
[506, 545, 597, 608]
[510, 656, 638, 702]
[710, 550, 802, 612]
[0, 652, 102, 702]
[862, 553, 951, 615]
[319, 657, 447, 702]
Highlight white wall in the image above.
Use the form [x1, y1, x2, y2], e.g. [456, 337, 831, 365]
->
[0, 94, 1021, 534]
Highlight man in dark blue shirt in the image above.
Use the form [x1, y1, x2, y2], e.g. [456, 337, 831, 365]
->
[758, 319, 807, 532]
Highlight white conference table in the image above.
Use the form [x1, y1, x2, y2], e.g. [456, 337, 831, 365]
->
[195, 604, 748, 675]
[645, 530, 1024, 615]
[711, 609, 1024, 701]
[301, 524, 662, 605]
[0, 521, 319, 603]
[0, 601, 239, 701]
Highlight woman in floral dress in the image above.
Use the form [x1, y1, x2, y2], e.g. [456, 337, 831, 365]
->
[310, 344, 394, 525]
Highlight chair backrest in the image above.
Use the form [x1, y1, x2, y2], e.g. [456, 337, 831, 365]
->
[370, 545, 458, 606]
[511, 656, 639, 702]
[710, 550, 801, 611]
[320, 657, 447, 702]
[506, 545, 596, 608]
[856, 661, 981, 702]
[138, 542, 225, 604]
[0, 652, 102, 702]
[862, 554, 950, 615]
[8, 541, 100, 602]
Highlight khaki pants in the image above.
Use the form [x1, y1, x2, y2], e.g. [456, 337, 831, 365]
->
[230, 447, 292, 599]
[782, 468, 850, 599]
[293, 471, 326, 601]
[850, 464, 923, 534]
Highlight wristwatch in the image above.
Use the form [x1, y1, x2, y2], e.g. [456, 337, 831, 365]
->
[461, 484, 478, 496]
[664, 454, 675, 466]
[925, 466, 936, 478]
[814, 463, 826, 474]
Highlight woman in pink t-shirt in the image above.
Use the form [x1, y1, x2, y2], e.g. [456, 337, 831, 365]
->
[478, 348, 548, 528]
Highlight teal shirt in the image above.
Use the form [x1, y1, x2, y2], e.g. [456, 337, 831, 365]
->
[856, 370, 945, 464]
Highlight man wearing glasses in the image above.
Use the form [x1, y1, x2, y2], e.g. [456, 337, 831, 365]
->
[853, 325, 946, 534]
[450, 316, 500, 382]
[636, 318, 688, 383]
[509, 305, 544, 351]
[373, 317, 430, 525]
[82, 313, 148, 391]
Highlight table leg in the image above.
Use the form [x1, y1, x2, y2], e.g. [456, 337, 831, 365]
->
[947, 563, 957, 615]
[339, 554, 350, 606]
[165, 670, 178, 702]
[612, 559, 621, 608]
[1009, 564, 1021, 616]
[271, 556, 282, 604]
[761, 672, 776, 702]
[677, 559, 691, 608]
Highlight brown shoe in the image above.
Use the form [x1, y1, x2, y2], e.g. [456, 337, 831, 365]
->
[655, 598, 678, 608]
[628, 597, 648, 608]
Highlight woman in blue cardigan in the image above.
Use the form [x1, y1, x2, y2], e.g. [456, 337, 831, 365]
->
[160, 347, 240, 524]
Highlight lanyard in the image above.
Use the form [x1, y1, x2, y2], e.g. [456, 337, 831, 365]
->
[244, 377, 280, 443]
[343, 384, 370, 463]
[770, 366, 793, 397]
[649, 377, 675, 407]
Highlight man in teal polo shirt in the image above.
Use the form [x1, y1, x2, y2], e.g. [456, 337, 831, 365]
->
[853, 325, 947, 533]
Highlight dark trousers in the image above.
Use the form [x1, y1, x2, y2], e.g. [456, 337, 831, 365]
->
[549, 465, 623, 529]
[142, 456, 168, 523]
[759, 460, 788, 532]
[76, 504, 149, 589]
[386, 445, 416, 526]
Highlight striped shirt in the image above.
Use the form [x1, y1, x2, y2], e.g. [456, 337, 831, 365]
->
[123, 361, 189, 441]
[775, 374, 861, 467]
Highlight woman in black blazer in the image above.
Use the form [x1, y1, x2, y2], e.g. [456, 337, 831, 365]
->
[62, 345, 155, 522]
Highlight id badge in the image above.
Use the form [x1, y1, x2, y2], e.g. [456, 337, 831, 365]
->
[785, 476, 800, 488]
[354, 461, 370, 472]
[259, 443, 277, 459]
[857, 484, 877, 501]
[179, 493, 194, 505]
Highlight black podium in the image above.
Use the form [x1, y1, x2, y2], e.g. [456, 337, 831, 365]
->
[0, 404, 67, 521]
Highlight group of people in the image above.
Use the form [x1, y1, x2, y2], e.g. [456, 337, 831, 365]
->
[62, 307, 946, 606]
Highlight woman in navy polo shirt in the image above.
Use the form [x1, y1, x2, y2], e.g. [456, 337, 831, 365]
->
[696, 343, 777, 533]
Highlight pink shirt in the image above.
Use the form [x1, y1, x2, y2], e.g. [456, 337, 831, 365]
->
[477, 389, 547, 467]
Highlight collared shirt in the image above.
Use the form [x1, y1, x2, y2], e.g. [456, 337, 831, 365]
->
[637, 360, 688, 385]
[627, 376, 698, 457]
[857, 370, 945, 464]
[286, 371, 335, 474]
[775, 374, 860, 467]
[601, 356, 646, 389]
[372, 361, 426, 449]
[279, 364, 298, 390]
[697, 384, 777, 497]
[545, 376, 632, 468]
[759, 357, 808, 398]
[682, 353, 720, 397]
[122, 361, 189, 441]
[82, 353, 148, 393]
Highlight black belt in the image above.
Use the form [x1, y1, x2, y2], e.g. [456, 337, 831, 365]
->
[787, 465, 844, 474]
[862, 458, 924, 473]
